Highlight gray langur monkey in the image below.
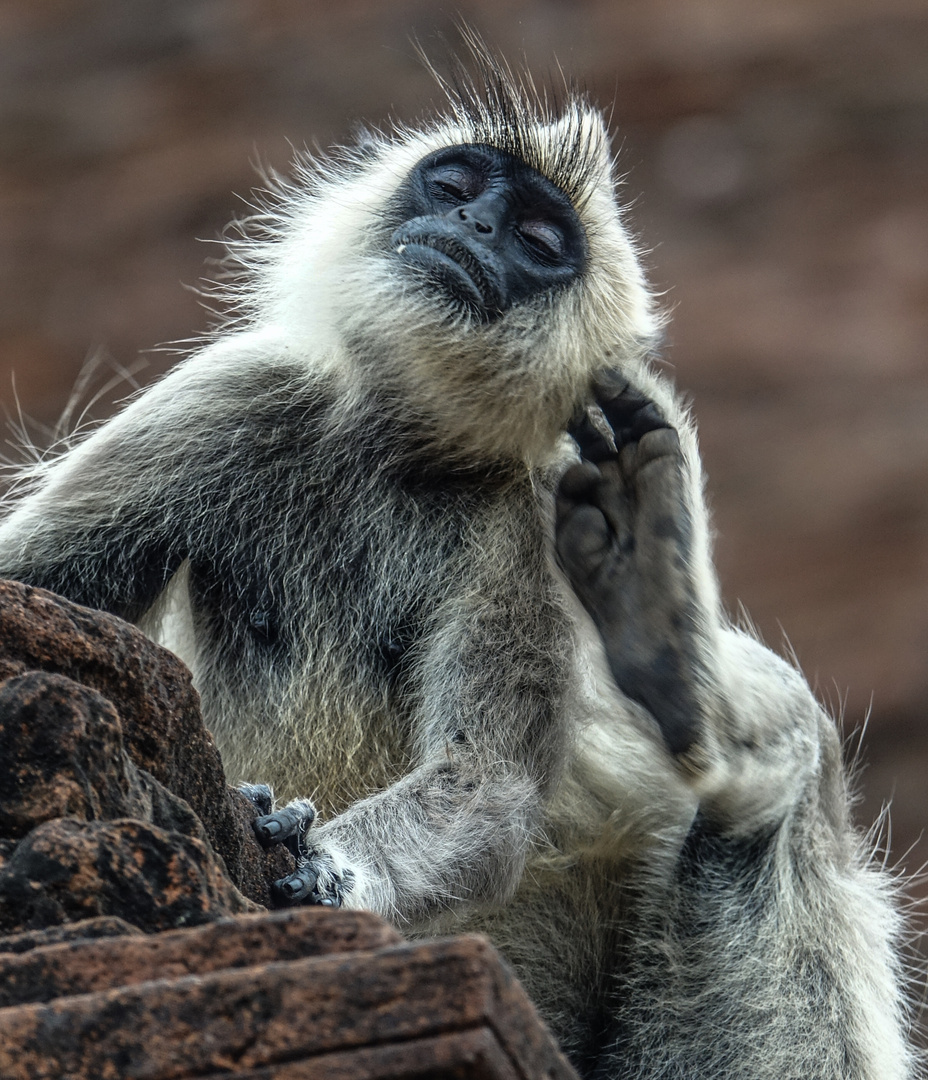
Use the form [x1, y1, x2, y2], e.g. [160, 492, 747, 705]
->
[0, 50, 915, 1079]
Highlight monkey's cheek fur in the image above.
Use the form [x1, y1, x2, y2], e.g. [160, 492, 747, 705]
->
[392, 241, 501, 320]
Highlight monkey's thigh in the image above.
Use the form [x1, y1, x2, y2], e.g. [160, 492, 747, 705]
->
[424, 852, 623, 1067]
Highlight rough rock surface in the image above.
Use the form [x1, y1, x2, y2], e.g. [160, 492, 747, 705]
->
[0, 914, 577, 1080]
[0, 578, 292, 933]
[0, 817, 259, 935]
[0, 917, 143, 956]
[0, 907, 401, 1009]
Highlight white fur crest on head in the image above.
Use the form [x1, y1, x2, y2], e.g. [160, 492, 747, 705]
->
[421, 34, 613, 211]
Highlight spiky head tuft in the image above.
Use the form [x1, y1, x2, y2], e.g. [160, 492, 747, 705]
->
[420, 31, 608, 210]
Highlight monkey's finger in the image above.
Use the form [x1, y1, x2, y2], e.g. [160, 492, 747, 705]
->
[253, 798, 317, 849]
[238, 782, 274, 817]
[273, 864, 320, 904]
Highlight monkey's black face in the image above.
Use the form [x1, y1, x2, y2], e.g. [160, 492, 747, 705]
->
[389, 144, 588, 320]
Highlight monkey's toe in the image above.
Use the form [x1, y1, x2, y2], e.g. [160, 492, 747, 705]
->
[631, 425, 681, 468]
[594, 380, 668, 440]
[570, 378, 673, 467]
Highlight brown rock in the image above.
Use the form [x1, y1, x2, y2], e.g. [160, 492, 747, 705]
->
[0, 932, 578, 1080]
[196, 1030, 522, 1079]
[0, 579, 294, 912]
[0, 817, 259, 935]
[0, 917, 143, 956]
[0, 670, 166, 838]
[0, 907, 400, 1007]
[0, 579, 242, 869]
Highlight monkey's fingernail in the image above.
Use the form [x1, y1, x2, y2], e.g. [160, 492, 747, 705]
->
[259, 819, 282, 837]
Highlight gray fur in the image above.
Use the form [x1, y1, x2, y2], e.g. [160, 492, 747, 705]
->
[0, 46, 915, 1079]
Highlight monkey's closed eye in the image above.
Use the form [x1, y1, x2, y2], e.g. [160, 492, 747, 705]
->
[428, 165, 480, 204]
[518, 219, 565, 263]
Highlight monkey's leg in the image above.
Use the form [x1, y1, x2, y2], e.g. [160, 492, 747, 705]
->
[556, 381, 714, 760]
[558, 379, 828, 818]
[558, 377, 845, 829]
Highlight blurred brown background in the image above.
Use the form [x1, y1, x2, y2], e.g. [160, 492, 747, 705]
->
[1, 0, 926, 983]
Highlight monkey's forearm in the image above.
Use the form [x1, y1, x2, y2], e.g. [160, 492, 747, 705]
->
[252, 755, 544, 920]
[307, 758, 542, 920]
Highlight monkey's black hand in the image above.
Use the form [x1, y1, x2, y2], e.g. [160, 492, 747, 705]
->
[244, 786, 317, 859]
[557, 378, 706, 758]
[241, 787, 354, 907]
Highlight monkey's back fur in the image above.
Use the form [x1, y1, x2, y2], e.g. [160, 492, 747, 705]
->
[0, 49, 916, 1079]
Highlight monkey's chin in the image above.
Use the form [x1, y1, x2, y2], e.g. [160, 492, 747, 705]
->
[393, 242, 500, 321]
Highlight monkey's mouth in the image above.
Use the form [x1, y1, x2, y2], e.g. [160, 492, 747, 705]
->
[391, 230, 502, 318]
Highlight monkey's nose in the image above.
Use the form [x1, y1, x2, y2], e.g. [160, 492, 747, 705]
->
[454, 192, 506, 237]
[458, 206, 493, 234]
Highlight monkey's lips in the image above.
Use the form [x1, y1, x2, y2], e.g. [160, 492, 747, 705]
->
[391, 230, 502, 317]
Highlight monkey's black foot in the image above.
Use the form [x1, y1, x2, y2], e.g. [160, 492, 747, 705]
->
[251, 796, 317, 863]
[273, 849, 355, 908]
[558, 375, 707, 757]
[238, 782, 274, 817]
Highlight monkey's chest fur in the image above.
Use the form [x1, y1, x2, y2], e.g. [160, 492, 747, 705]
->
[153, 381, 565, 815]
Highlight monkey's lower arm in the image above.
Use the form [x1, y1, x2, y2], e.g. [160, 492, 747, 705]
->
[307, 756, 543, 920]
[257, 709, 560, 920]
